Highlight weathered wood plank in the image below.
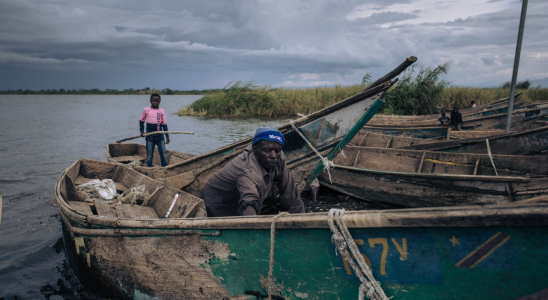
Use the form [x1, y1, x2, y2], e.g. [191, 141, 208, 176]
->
[68, 201, 93, 215]
[94, 199, 116, 217]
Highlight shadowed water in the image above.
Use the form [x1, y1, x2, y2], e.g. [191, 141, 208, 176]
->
[0, 95, 292, 299]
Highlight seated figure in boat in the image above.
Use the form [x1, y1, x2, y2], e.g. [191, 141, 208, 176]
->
[438, 108, 451, 126]
[470, 100, 477, 108]
[451, 104, 463, 131]
[199, 127, 305, 217]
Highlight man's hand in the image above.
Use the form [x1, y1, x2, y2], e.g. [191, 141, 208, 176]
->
[166, 137, 170, 144]
[140, 132, 144, 137]
[242, 205, 257, 216]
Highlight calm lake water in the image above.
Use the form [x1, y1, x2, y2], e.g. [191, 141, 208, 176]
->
[0, 95, 293, 299]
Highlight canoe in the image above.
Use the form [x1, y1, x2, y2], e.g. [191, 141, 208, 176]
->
[368, 95, 530, 126]
[105, 142, 196, 167]
[365, 104, 548, 131]
[402, 126, 548, 156]
[134, 56, 419, 194]
[317, 147, 548, 207]
[55, 159, 548, 299]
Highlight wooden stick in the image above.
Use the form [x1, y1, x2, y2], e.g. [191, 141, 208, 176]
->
[417, 152, 426, 173]
[385, 137, 393, 148]
[366, 56, 417, 90]
[486, 139, 499, 176]
[353, 150, 361, 167]
[0, 195, 2, 225]
[358, 133, 369, 146]
[116, 131, 194, 143]
[473, 159, 480, 176]
[447, 128, 452, 140]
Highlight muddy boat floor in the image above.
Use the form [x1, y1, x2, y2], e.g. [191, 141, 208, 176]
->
[262, 187, 396, 214]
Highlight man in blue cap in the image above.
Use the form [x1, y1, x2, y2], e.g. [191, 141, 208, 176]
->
[200, 127, 305, 217]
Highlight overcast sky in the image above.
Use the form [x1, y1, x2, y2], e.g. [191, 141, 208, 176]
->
[0, 0, 546, 90]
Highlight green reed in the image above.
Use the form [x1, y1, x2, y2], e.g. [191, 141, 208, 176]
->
[178, 67, 548, 117]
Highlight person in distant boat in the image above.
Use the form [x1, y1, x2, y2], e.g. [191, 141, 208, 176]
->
[451, 104, 463, 131]
[200, 127, 305, 217]
[139, 93, 170, 167]
[438, 108, 451, 126]
[470, 100, 477, 108]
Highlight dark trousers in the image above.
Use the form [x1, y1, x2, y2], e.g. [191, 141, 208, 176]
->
[145, 135, 167, 167]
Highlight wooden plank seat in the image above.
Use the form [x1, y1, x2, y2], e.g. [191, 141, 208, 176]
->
[114, 204, 158, 219]
[111, 155, 145, 163]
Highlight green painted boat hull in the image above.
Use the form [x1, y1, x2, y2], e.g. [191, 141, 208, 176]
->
[66, 222, 548, 299]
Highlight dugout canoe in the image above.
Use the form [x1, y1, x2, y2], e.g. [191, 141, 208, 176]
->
[317, 147, 548, 208]
[105, 142, 195, 167]
[364, 104, 548, 131]
[135, 57, 420, 194]
[368, 94, 528, 126]
[56, 160, 548, 299]
[402, 126, 548, 155]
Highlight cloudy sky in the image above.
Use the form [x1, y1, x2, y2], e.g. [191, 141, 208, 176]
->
[0, 0, 546, 90]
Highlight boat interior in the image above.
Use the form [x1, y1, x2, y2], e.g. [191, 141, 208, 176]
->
[106, 143, 195, 167]
[58, 159, 206, 220]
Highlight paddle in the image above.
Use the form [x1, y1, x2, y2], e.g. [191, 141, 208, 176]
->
[116, 131, 194, 143]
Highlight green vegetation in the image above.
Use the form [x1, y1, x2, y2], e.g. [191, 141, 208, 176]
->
[0, 87, 221, 95]
[177, 81, 364, 117]
[178, 64, 548, 117]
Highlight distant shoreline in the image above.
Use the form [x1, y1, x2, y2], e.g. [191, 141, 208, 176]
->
[0, 88, 221, 96]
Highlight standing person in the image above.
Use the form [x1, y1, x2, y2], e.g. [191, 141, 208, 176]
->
[450, 104, 463, 131]
[200, 127, 305, 217]
[438, 108, 451, 126]
[139, 93, 170, 167]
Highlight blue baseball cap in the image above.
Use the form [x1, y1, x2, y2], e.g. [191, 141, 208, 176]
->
[251, 127, 285, 146]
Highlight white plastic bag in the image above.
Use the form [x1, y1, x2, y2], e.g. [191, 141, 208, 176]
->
[80, 179, 117, 200]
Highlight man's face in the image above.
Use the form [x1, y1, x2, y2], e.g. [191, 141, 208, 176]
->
[441, 108, 446, 115]
[453, 106, 459, 113]
[253, 140, 282, 169]
[150, 96, 161, 108]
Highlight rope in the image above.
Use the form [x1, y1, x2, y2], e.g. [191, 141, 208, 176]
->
[485, 139, 499, 176]
[268, 212, 289, 300]
[289, 120, 335, 183]
[328, 209, 389, 300]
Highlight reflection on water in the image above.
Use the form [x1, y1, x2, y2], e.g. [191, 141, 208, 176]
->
[0, 95, 294, 299]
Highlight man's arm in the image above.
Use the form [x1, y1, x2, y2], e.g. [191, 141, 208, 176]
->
[276, 162, 305, 214]
[161, 110, 170, 144]
[236, 175, 262, 216]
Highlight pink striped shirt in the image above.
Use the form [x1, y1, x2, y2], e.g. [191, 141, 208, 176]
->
[140, 107, 167, 131]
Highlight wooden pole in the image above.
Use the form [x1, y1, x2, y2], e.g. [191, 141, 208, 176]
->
[116, 131, 194, 143]
[505, 0, 528, 134]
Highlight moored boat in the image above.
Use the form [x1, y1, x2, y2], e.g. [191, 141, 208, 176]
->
[317, 146, 548, 207]
[55, 160, 548, 299]
[402, 126, 548, 155]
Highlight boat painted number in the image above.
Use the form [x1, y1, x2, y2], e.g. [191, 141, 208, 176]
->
[334, 231, 444, 284]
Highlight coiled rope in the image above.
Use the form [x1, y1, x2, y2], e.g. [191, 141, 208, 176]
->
[328, 209, 389, 300]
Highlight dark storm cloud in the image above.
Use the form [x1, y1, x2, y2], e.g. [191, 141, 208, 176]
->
[0, 0, 547, 90]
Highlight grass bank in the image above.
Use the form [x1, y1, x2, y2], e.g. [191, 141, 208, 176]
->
[178, 68, 548, 117]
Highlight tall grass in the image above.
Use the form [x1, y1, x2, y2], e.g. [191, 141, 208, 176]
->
[178, 66, 548, 117]
[177, 81, 364, 117]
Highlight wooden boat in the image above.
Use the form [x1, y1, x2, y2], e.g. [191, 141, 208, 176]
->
[365, 104, 548, 131]
[368, 94, 529, 125]
[55, 160, 548, 299]
[135, 57, 420, 194]
[403, 126, 548, 156]
[105, 142, 195, 167]
[317, 147, 548, 207]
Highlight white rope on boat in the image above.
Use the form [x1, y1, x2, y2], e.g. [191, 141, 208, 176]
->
[268, 212, 289, 300]
[289, 120, 335, 183]
[328, 209, 389, 300]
